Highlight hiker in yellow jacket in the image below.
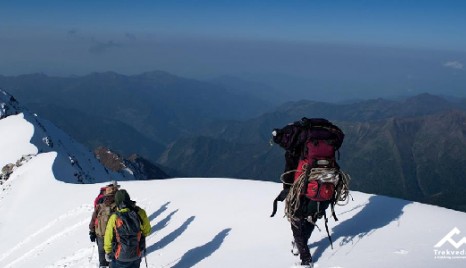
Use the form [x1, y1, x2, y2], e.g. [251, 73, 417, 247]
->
[104, 189, 151, 268]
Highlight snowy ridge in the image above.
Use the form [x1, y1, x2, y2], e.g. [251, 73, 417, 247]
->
[1, 89, 466, 267]
[0, 89, 22, 119]
[0, 88, 130, 184]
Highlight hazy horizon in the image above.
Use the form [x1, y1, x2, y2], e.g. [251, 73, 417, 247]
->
[1, 0, 465, 100]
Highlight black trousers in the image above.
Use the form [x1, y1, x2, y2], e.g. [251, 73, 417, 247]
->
[97, 236, 110, 267]
[290, 199, 330, 262]
[291, 217, 315, 262]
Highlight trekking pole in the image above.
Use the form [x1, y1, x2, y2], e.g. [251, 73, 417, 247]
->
[89, 243, 96, 263]
[144, 249, 148, 268]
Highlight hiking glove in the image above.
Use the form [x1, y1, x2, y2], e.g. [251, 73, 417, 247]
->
[277, 188, 289, 202]
[105, 253, 113, 262]
[89, 231, 96, 242]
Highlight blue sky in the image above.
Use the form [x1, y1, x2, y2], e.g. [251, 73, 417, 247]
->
[2, 0, 466, 49]
[0, 0, 465, 99]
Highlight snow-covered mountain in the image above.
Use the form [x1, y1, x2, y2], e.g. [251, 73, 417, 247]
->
[0, 89, 132, 184]
[1, 89, 466, 268]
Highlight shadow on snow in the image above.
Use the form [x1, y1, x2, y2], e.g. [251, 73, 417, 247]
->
[149, 209, 179, 236]
[309, 195, 413, 261]
[146, 216, 196, 254]
[172, 228, 232, 268]
[148, 201, 171, 222]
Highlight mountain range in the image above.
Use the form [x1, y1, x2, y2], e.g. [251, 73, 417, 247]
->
[159, 94, 466, 211]
[0, 72, 272, 154]
[1, 72, 466, 212]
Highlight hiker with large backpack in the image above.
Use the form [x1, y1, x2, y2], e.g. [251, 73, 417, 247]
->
[271, 117, 350, 268]
[94, 186, 107, 208]
[104, 189, 151, 268]
[89, 184, 118, 268]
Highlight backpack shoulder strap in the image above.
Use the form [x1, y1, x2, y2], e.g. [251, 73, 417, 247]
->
[96, 203, 106, 215]
[132, 206, 144, 224]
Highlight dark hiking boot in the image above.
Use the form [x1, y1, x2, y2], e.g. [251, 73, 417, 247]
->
[301, 258, 314, 268]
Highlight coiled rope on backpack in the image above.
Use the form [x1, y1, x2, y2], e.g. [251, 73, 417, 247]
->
[335, 171, 351, 206]
[282, 167, 308, 224]
[281, 166, 351, 223]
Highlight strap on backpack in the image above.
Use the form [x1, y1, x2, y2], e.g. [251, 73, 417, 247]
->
[270, 188, 290, 217]
[330, 201, 339, 221]
[270, 196, 279, 217]
[324, 212, 334, 250]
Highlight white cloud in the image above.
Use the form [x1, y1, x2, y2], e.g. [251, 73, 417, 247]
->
[443, 61, 464, 70]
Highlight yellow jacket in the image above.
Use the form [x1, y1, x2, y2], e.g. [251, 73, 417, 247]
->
[104, 207, 151, 254]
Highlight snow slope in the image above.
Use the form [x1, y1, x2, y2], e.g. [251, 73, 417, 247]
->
[2, 174, 466, 268]
[0, 89, 129, 184]
[1, 89, 466, 268]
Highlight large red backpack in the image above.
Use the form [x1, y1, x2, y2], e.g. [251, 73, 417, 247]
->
[271, 118, 346, 213]
[273, 118, 344, 199]
[294, 125, 343, 202]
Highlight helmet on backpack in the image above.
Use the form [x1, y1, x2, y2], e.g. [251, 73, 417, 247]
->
[107, 180, 120, 188]
[105, 186, 117, 196]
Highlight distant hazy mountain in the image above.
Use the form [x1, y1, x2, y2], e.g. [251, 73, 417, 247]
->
[0, 71, 273, 161]
[28, 103, 166, 159]
[210, 75, 286, 105]
[159, 94, 466, 212]
[341, 110, 466, 211]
